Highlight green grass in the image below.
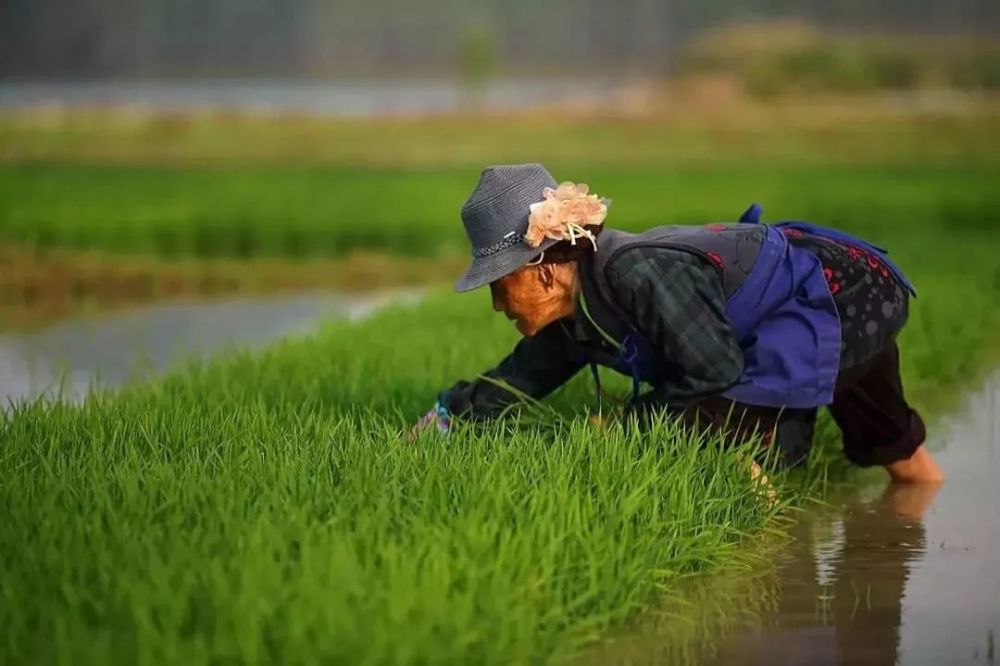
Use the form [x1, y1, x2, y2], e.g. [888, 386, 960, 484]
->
[3, 221, 999, 663]
[1, 292, 797, 665]
[2, 113, 1000, 663]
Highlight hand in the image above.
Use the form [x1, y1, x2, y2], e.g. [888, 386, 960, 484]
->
[750, 460, 778, 508]
[404, 402, 451, 442]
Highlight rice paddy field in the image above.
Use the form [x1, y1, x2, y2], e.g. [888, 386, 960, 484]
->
[2, 104, 1000, 664]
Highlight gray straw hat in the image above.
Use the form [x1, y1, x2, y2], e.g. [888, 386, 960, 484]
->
[454, 163, 562, 292]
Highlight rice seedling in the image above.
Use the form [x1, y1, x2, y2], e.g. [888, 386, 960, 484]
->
[1, 365, 789, 663]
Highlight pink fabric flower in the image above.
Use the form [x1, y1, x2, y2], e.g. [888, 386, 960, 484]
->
[524, 198, 566, 247]
[524, 182, 608, 249]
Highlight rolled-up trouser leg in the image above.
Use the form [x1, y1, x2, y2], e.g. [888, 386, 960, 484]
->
[771, 408, 818, 467]
[829, 342, 926, 467]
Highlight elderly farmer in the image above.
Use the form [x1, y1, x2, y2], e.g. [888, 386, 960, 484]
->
[414, 164, 942, 483]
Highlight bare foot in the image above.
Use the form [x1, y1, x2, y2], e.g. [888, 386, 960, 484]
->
[885, 445, 945, 484]
[882, 482, 942, 518]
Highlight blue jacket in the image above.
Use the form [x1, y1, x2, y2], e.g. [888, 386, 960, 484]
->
[581, 204, 914, 409]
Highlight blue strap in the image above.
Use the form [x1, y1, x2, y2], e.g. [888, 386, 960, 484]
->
[580, 293, 644, 405]
[738, 202, 915, 297]
[739, 202, 763, 225]
[588, 341, 642, 408]
[621, 336, 642, 403]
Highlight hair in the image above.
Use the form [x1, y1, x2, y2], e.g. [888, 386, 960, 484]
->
[537, 224, 605, 265]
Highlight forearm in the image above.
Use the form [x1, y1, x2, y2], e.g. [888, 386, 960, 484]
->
[438, 377, 522, 420]
[438, 320, 584, 420]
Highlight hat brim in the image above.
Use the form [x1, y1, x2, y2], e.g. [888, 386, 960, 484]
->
[454, 236, 561, 292]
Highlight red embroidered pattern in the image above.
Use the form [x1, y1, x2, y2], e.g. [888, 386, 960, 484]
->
[823, 267, 841, 295]
[706, 224, 727, 232]
[706, 251, 725, 268]
[837, 242, 890, 278]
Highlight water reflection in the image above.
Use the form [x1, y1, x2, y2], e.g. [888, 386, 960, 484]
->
[706, 376, 1000, 666]
[594, 377, 999, 666]
[712, 484, 937, 665]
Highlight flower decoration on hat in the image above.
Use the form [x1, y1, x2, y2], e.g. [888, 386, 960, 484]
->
[524, 182, 608, 250]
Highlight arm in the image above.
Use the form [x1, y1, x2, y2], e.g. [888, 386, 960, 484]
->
[438, 318, 586, 420]
[607, 248, 744, 414]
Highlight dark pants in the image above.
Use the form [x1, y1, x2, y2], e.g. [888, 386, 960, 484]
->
[682, 231, 924, 468]
[682, 341, 925, 468]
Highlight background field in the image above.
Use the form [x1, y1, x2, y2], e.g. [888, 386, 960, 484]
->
[2, 161, 999, 259]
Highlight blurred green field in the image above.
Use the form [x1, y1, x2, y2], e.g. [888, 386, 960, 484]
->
[2, 105, 997, 262]
[2, 163, 998, 259]
[4, 104, 997, 168]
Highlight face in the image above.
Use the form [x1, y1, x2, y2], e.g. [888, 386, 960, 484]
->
[489, 261, 578, 336]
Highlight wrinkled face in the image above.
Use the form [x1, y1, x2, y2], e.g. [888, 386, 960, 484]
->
[489, 262, 577, 337]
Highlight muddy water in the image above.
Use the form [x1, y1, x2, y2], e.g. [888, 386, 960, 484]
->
[704, 377, 1000, 666]
[0, 290, 413, 405]
[593, 376, 999, 666]
[0, 79, 620, 116]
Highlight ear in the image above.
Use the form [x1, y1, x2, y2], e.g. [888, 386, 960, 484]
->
[537, 263, 556, 289]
